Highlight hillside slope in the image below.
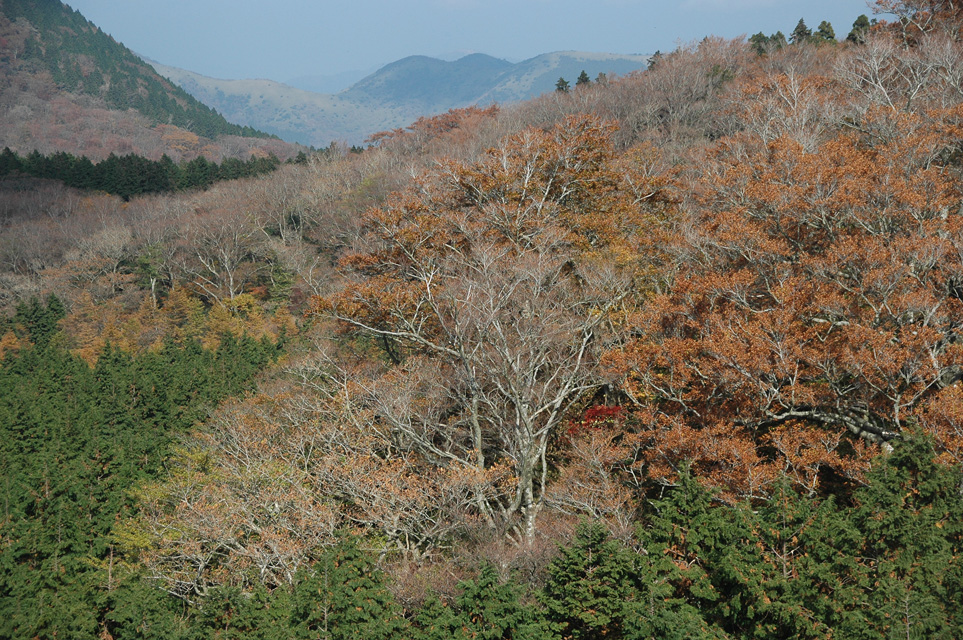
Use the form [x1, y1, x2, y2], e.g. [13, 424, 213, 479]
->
[147, 61, 408, 147]
[0, 0, 296, 160]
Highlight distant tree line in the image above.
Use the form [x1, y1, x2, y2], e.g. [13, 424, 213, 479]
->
[0, 147, 282, 200]
[748, 15, 876, 54]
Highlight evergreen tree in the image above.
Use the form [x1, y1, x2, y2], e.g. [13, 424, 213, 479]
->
[413, 596, 463, 640]
[842, 433, 963, 639]
[414, 564, 551, 640]
[291, 535, 408, 640]
[13, 294, 66, 349]
[0, 147, 21, 175]
[0, 325, 277, 639]
[790, 18, 813, 44]
[454, 564, 550, 640]
[847, 14, 871, 44]
[748, 32, 770, 55]
[103, 575, 191, 640]
[633, 473, 735, 638]
[576, 70, 591, 87]
[648, 50, 663, 70]
[555, 77, 570, 93]
[816, 20, 836, 42]
[541, 521, 637, 640]
[190, 585, 291, 640]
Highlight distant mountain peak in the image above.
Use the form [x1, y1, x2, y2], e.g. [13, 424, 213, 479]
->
[145, 50, 649, 146]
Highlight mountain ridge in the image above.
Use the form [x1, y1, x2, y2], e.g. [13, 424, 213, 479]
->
[148, 51, 650, 146]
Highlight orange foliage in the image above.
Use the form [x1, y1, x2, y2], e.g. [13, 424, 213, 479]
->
[616, 100, 963, 498]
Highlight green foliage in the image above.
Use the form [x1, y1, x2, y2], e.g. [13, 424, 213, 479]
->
[0, 147, 281, 199]
[576, 70, 591, 87]
[790, 18, 813, 44]
[292, 535, 409, 640]
[815, 20, 836, 42]
[748, 32, 770, 55]
[542, 522, 638, 640]
[848, 15, 872, 44]
[12, 294, 66, 349]
[414, 563, 552, 640]
[842, 433, 963, 639]
[555, 77, 570, 93]
[189, 585, 292, 640]
[0, 327, 277, 638]
[103, 575, 191, 639]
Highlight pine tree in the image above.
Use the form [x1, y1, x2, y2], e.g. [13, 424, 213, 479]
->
[790, 18, 812, 44]
[454, 564, 550, 640]
[843, 433, 963, 639]
[749, 32, 771, 55]
[847, 14, 871, 44]
[541, 521, 637, 640]
[816, 20, 836, 42]
[0, 147, 21, 175]
[292, 535, 408, 640]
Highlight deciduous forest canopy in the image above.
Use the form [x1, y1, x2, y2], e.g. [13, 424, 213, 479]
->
[3, 1, 963, 638]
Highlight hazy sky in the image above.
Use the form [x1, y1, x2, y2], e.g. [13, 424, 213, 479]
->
[64, 0, 881, 86]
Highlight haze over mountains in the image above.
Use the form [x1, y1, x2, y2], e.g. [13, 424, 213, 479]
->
[0, 0, 647, 155]
[148, 51, 650, 146]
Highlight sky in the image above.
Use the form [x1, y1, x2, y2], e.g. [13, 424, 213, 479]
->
[64, 0, 883, 88]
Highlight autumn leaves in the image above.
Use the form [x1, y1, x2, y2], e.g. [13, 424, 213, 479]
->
[318, 66, 963, 541]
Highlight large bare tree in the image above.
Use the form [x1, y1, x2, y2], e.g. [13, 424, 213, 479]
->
[318, 116, 670, 543]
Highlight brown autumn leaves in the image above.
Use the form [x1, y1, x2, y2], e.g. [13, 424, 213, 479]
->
[125, 3, 963, 598]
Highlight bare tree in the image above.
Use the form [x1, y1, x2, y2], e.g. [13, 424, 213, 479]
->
[320, 116, 666, 543]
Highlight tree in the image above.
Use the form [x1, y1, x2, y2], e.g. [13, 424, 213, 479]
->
[291, 535, 408, 640]
[177, 205, 261, 303]
[815, 20, 836, 42]
[872, 0, 963, 41]
[748, 32, 771, 55]
[576, 70, 591, 87]
[617, 106, 963, 497]
[125, 389, 339, 600]
[555, 77, 570, 92]
[317, 115, 667, 543]
[414, 564, 550, 640]
[790, 18, 813, 44]
[843, 433, 963, 638]
[847, 14, 872, 43]
[541, 522, 637, 640]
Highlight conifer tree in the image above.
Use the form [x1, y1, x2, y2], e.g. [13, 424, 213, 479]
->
[790, 18, 812, 44]
[816, 20, 836, 42]
[291, 535, 408, 640]
[847, 14, 871, 43]
[844, 434, 963, 638]
[541, 522, 637, 640]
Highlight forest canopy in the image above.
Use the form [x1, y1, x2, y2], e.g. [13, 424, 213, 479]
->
[2, 3, 963, 638]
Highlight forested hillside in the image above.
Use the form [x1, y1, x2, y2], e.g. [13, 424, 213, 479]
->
[0, 0, 299, 161]
[3, 1, 963, 638]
